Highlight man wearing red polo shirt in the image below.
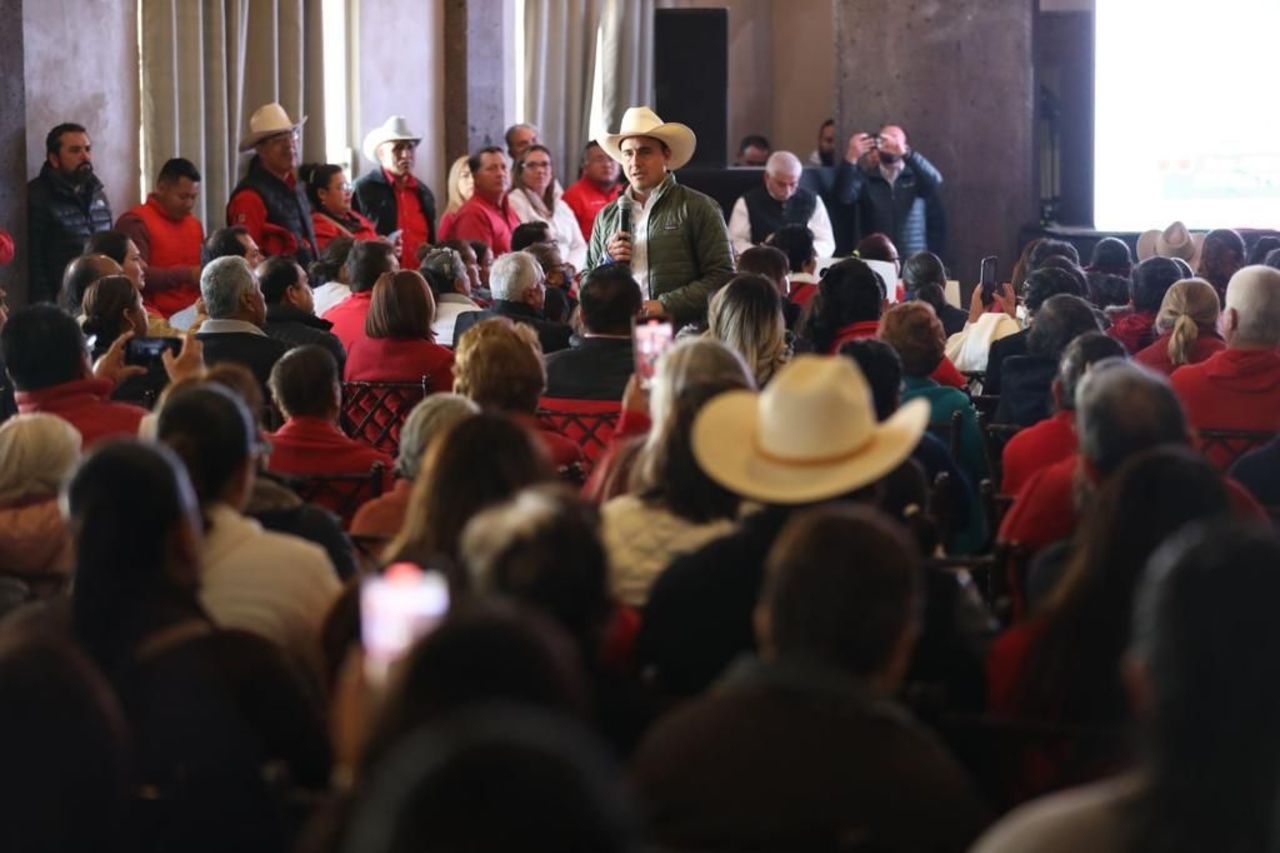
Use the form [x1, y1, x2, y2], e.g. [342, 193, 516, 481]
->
[353, 116, 436, 271]
[116, 157, 205, 317]
[561, 141, 622, 242]
[451, 147, 521, 256]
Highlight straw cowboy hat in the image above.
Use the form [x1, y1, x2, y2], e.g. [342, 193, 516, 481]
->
[1136, 221, 1205, 269]
[362, 115, 423, 164]
[238, 103, 307, 152]
[692, 355, 929, 504]
[598, 107, 697, 171]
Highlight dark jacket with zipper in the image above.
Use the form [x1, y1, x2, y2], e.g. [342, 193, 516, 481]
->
[351, 168, 437, 240]
[834, 150, 944, 258]
[228, 157, 318, 266]
[264, 304, 347, 372]
[27, 164, 114, 303]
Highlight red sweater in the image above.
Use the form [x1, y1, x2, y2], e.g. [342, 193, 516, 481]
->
[1001, 410, 1076, 495]
[344, 336, 456, 393]
[350, 478, 413, 538]
[1171, 348, 1280, 468]
[266, 416, 394, 517]
[451, 194, 522, 255]
[321, 290, 374, 352]
[311, 209, 378, 250]
[561, 177, 622, 242]
[1132, 329, 1226, 376]
[16, 378, 147, 448]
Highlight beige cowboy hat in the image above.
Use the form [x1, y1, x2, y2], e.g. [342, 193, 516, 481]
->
[238, 103, 307, 152]
[362, 115, 423, 164]
[692, 355, 929, 505]
[1136, 221, 1205, 268]
[598, 106, 697, 171]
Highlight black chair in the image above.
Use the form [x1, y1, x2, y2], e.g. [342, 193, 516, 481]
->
[979, 416, 1024, 486]
[928, 410, 964, 461]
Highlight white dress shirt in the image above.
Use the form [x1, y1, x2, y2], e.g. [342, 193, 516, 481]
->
[728, 193, 836, 259]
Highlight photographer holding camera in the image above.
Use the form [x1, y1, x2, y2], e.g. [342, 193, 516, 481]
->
[835, 124, 945, 259]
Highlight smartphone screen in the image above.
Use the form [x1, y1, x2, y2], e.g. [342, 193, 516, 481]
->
[979, 256, 999, 302]
[360, 563, 450, 683]
[633, 319, 675, 389]
[125, 337, 182, 367]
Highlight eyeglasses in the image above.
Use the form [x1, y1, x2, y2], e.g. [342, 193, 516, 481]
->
[523, 160, 553, 170]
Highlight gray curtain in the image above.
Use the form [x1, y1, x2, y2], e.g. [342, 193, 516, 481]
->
[522, 0, 653, 181]
[140, 0, 326, 229]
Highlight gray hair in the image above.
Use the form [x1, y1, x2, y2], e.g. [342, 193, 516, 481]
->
[765, 150, 802, 176]
[1224, 265, 1280, 347]
[420, 247, 467, 290]
[490, 251, 543, 302]
[394, 394, 479, 479]
[1077, 359, 1187, 478]
[201, 255, 256, 319]
[0, 414, 82, 503]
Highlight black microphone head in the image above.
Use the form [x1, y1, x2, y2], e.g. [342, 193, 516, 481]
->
[618, 197, 632, 234]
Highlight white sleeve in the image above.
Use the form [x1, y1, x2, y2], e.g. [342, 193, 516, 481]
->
[809, 196, 836, 259]
[728, 197, 754, 258]
[558, 201, 588, 269]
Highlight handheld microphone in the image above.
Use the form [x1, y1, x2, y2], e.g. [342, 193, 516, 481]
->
[618, 198, 632, 239]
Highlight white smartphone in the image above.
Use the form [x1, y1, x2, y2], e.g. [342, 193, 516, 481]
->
[360, 563, 450, 683]
[633, 319, 675, 389]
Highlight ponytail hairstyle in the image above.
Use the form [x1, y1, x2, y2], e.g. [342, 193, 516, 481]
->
[1156, 278, 1220, 367]
[298, 162, 344, 211]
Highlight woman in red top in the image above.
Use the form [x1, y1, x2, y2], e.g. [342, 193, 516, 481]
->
[1133, 277, 1225, 376]
[301, 163, 378, 250]
[345, 270, 456, 393]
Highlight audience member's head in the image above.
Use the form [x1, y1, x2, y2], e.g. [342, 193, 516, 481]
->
[309, 235, 354, 286]
[59, 253, 121, 313]
[1153, 278, 1220, 367]
[200, 255, 265, 324]
[366, 270, 437, 342]
[454, 318, 546, 414]
[386, 412, 553, 574]
[804, 258, 885, 352]
[0, 414, 81, 504]
[1036, 255, 1090, 296]
[346, 239, 398, 294]
[444, 154, 473, 214]
[1076, 360, 1188, 478]
[152, 157, 201, 220]
[257, 255, 313, 316]
[268, 345, 341, 421]
[839, 338, 903, 421]
[759, 504, 920, 691]
[1132, 256, 1185, 313]
[393, 394, 479, 481]
[856, 232, 899, 265]
[489, 251, 545, 310]
[901, 251, 946, 297]
[1, 304, 88, 391]
[1026, 293, 1101, 359]
[420, 246, 470, 298]
[1023, 265, 1087, 317]
[298, 162, 346, 213]
[767, 224, 816, 274]
[1198, 228, 1247, 293]
[84, 230, 146, 293]
[736, 246, 790, 297]
[1056, 332, 1127, 413]
[707, 273, 788, 386]
[505, 123, 541, 159]
[762, 151, 802, 202]
[511, 221, 552, 252]
[1087, 237, 1132, 275]
[1222, 265, 1280, 349]
[1011, 238, 1045, 291]
[346, 706, 635, 853]
[1247, 235, 1280, 267]
[1028, 238, 1080, 272]
[157, 384, 259, 510]
[202, 225, 263, 268]
[879, 301, 945, 378]
[577, 265, 641, 336]
[440, 239, 482, 292]
[81, 275, 147, 350]
[737, 134, 771, 166]
[523, 243, 569, 293]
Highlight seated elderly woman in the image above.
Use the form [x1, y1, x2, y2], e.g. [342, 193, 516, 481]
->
[1133, 277, 1225, 375]
[453, 317, 585, 469]
[0, 414, 81, 595]
[344, 270, 456, 393]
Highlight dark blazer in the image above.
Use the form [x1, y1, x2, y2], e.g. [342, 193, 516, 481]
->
[264, 304, 346, 372]
[351, 168, 437, 239]
[196, 330, 292, 391]
[983, 327, 1029, 395]
[451, 300, 572, 353]
[544, 337, 634, 401]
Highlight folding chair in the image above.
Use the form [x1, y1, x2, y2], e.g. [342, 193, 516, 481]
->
[536, 397, 623, 473]
[341, 378, 432, 456]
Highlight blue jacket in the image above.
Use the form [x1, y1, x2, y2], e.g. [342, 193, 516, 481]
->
[834, 150, 943, 258]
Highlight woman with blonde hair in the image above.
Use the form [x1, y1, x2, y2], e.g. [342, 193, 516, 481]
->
[707, 273, 789, 386]
[1133, 278, 1224, 375]
[436, 155, 473, 241]
[0, 414, 82, 591]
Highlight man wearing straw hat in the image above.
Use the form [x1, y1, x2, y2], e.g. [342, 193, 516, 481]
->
[353, 115, 437, 270]
[227, 103, 318, 266]
[586, 107, 734, 326]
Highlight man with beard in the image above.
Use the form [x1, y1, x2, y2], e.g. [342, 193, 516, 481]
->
[27, 123, 114, 304]
[834, 124, 944, 258]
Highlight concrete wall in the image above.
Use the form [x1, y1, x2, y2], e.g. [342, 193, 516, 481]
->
[0, 0, 27, 300]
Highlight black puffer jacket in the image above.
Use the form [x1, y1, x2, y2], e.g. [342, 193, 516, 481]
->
[351, 167, 437, 240]
[26, 164, 113, 303]
[834, 150, 943, 258]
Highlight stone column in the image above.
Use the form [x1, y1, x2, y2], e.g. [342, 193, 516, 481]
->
[0, 0, 27, 304]
[834, 0, 1036, 291]
[443, 0, 511, 159]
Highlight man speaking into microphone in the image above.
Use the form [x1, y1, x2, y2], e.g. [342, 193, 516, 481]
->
[584, 107, 734, 326]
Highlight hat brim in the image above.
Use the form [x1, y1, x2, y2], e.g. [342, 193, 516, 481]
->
[598, 123, 697, 172]
[691, 392, 931, 505]
[362, 132, 422, 165]
[238, 116, 308, 153]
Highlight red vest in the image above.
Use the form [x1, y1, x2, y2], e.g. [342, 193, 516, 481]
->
[133, 195, 204, 316]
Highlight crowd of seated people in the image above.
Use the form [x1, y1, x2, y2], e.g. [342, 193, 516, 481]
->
[8, 107, 1280, 853]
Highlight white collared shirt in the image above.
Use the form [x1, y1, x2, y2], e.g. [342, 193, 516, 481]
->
[198, 318, 267, 336]
[728, 194, 836, 259]
[625, 177, 670, 299]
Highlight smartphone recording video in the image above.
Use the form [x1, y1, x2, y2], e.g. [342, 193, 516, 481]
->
[979, 256, 999, 304]
[361, 563, 450, 684]
[633, 319, 675, 390]
[125, 337, 182, 368]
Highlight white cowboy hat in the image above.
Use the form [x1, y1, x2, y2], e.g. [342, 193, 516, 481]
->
[1136, 221, 1204, 268]
[597, 106, 697, 171]
[692, 355, 929, 505]
[238, 103, 307, 152]
[362, 115, 423, 164]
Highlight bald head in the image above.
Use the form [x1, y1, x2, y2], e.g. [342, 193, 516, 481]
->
[61, 254, 123, 313]
[1224, 265, 1280, 349]
[1077, 360, 1188, 478]
[763, 151, 803, 202]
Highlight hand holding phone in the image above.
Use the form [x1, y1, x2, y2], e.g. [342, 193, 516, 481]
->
[633, 318, 675, 389]
[979, 256, 999, 305]
[361, 563, 450, 684]
[125, 336, 182, 368]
